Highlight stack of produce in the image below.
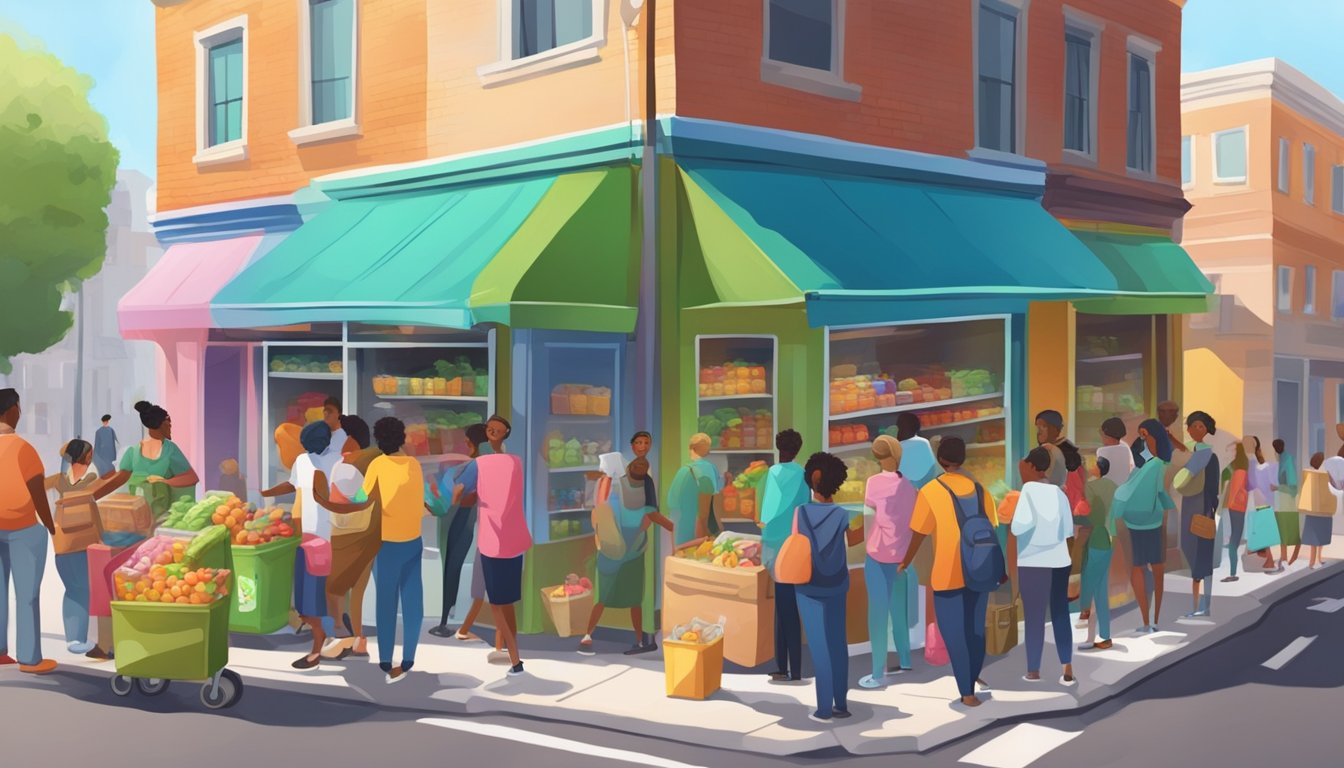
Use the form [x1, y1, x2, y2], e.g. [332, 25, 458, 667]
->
[547, 573, 593, 598]
[216, 502, 296, 546]
[549, 384, 613, 416]
[828, 368, 996, 414]
[270, 355, 341, 375]
[423, 410, 486, 455]
[284, 392, 331, 426]
[827, 423, 872, 447]
[697, 408, 773, 450]
[544, 432, 609, 467]
[162, 491, 230, 532]
[547, 487, 586, 511]
[675, 536, 761, 569]
[721, 461, 768, 517]
[698, 361, 768, 398]
[113, 527, 232, 604]
[975, 422, 1006, 443]
[370, 358, 489, 398]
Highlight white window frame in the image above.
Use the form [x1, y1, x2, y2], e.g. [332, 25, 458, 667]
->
[1212, 125, 1249, 185]
[1125, 34, 1160, 178]
[971, 0, 1031, 160]
[1335, 270, 1344, 320]
[1061, 6, 1103, 163]
[477, 0, 607, 86]
[1303, 142, 1316, 205]
[1304, 264, 1317, 315]
[760, 0, 860, 102]
[193, 16, 249, 167]
[1181, 134, 1194, 188]
[1278, 137, 1291, 194]
[290, 0, 361, 146]
[1278, 265, 1294, 314]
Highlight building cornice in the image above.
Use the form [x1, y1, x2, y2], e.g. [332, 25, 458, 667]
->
[1182, 58, 1344, 138]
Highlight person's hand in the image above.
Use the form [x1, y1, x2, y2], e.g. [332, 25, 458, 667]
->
[146, 475, 165, 484]
[896, 563, 907, 575]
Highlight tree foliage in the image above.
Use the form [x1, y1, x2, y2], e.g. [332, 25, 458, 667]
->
[0, 33, 119, 374]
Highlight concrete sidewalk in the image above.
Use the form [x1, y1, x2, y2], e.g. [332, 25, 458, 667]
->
[16, 536, 1344, 756]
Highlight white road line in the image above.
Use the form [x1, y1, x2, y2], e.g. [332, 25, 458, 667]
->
[1307, 597, 1344, 614]
[418, 718, 710, 768]
[1262, 636, 1317, 670]
[959, 724, 1082, 768]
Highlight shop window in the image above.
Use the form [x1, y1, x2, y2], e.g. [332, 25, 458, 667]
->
[976, 0, 1022, 153]
[293, 0, 358, 143]
[696, 336, 777, 529]
[1304, 143, 1316, 205]
[1333, 270, 1344, 320]
[1075, 315, 1152, 451]
[1278, 265, 1294, 313]
[1304, 265, 1317, 315]
[1063, 20, 1099, 158]
[512, 0, 595, 60]
[1181, 135, 1193, 187]
[1278, 138, 1291, 193]
[263, 343, 347, 488]
[1214, 127, 1247, 184]
[1126, 50, 1155, 174]
[826, 321, 1010, 504]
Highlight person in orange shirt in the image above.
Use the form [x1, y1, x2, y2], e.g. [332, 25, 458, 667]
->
[0, 388, 58, 674]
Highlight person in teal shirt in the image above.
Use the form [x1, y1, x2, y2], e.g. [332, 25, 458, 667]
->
[1113, 418, 1176, 633]
[667, 433, 723, 546]
[756, 430, 809, 682]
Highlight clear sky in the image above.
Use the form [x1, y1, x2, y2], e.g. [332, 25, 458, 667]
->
[1, 0, 1342, 182]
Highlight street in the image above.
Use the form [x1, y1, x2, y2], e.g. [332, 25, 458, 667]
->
[3, 569, 1340, 768]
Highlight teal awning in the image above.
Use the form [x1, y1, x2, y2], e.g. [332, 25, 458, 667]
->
[1069, 231, 1214, 315]
[678, 160, 1123, 326]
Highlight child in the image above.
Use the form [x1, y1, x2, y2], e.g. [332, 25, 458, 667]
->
[46, 440, 101, 655]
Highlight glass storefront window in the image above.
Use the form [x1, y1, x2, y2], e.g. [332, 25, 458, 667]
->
[1074, 314, 1152, 450]
[263, 343, 346, 487]
[696, 336, 777, 530]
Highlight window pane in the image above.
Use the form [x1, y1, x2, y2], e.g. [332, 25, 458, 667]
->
[1127, 54, 1152, 171]
[1181, 136, 1192, 184]
[1278, 138, 1290, 192]
[768, 0, 833, 71]
[226, 99, 242, 143]
[1304, 144, 1316, 204]
[1215, 130, 1247, 180]
[1305, 265, 1316, 314]
[1333, 166, 1344, 213]
[554, 0, 592, 48]
[514, 0, 593, 59]
[225, 44, 243, 101]
[977, 5, 1015, 152]
[1064, 34, 1089, 152]
[1278, 266, 1293, 312]
[210, 103, 227, 146]
[1334, 271, 1344, 320]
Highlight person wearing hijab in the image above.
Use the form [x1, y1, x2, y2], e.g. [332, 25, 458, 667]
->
[1114, 418, 1176, 633]
[1180, 412, 1220, 618]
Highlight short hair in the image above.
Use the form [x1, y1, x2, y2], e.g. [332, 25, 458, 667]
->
[1187, 411, 1217, 436]
[374, 417, 407, 455]
[100, 414, 112, 423]
[323, 397, 341, 412]
[1024, 446, 1052, 473]
[1035, 410, 1064, 430]
[487, 414, 512, 439]
[689, 433, 712, 456]
[895, 412, 922, 440]
[1272, 438, 1285, 455]
[0, 388, 17, 414]
[937, 436, 967, 466]
[630, 431, 652, 445]
[464, 423, 488, 448]
[1310, 452, 1325, 470]
[1100, 417, 1127, 441]
[1096, 456, 1111, 477]
[300, 421, 333, 455]
[64, 438, 93, 465]
[340, 415, 371, 449]
[775, 429, 803, 459]
[803, 452, 848, 498]
[134, 400, 169, 430]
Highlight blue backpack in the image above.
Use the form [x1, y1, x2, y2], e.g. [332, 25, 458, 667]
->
[936, 477, 1006, 593]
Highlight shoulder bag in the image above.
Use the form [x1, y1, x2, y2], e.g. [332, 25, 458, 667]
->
[773, 507, 812, 585]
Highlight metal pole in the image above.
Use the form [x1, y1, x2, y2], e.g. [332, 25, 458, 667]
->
[73, 283, 85, 439]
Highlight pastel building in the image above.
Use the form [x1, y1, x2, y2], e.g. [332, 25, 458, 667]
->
[1181, 59, 1344, 462]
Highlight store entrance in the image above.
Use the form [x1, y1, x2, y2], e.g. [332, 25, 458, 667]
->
[203, 345, 247, 497]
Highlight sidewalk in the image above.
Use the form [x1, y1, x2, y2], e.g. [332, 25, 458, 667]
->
[18, 535, 1344, 757]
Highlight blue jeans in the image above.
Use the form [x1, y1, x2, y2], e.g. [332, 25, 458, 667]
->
[864, 556, 912, 677]
[1079, 547, 1112, 641]
[375, 539, 424, 671]
[1227, 511, 1245, 577]
[54, 551, 90, 645]
[0, 524, 49, 665]
[1020, 565, 1073, 673]
[796, 589, 848, 717]
[774, 581, 802, 678]
[932, 587, 989, 698]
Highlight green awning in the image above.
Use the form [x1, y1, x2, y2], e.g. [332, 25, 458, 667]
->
[1069, 231, 1214, 315]
[212, 166, 637, 332]
[678, 161, 1123, 326]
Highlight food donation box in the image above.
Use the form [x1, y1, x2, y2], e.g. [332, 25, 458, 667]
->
[662, 533, 773, 668]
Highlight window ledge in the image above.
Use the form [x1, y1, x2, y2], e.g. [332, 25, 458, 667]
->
[289, 120, 362, 146]
[1061, 148, 1097, 167]
[193, 142, 248, 168]
[966, 147, 1047, 173]
[1213, 177, 1247, 186]
[477, 37, 603, 87]
[1126, 166, 1158, 182]
[760, 60, 861, 102]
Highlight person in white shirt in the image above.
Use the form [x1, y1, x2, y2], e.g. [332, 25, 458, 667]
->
[1096, 417, 1135, 487]
[1009, 447, 1076, 686]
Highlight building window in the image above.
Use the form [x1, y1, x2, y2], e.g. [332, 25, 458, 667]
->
[1338, 383, 1344, 426]
[1303, 143, 1316, 205]
[1063, 31, 1093, 155]
[34, 403, 48, 436]
[766, 0, 834, 71]
[207, 39, 243, 147]
[1278, 138, 1291, 193]
[1181, 135, 1193, 186]
[1213, 127, 1248, 184]
[1126, 51, 1154, 173]
[1333, 165, 1344, 213]
[308, 0, 355, 126]
[1278, 265, 1293, 313]
[194, 17, 248, 165]
[1333, 270, 1344, 320]
[1304, 264, 1316, 315]
[977, 0, 1021, 153]
[513, 0, 595, 60]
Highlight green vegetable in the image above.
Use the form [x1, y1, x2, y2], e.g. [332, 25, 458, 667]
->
[184, 525, 229, 565]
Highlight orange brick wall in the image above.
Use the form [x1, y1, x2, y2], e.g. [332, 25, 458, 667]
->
[156, 0, 428, 213]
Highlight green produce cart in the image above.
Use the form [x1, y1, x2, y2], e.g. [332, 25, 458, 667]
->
[229, 536, 299, 634]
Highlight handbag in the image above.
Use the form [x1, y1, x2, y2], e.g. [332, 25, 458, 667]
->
[1172, 468, 1206, 497]
[592, 501, 626, 560]
[1245, 506, 1281, 552]
[300, 533, 332, 577]
[773, 508, 813, 585]
[1190, 513, 1216, 540]
[924, 621, 950, 666]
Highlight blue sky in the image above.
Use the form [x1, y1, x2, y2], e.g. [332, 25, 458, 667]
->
[2, 1, 1343, 181]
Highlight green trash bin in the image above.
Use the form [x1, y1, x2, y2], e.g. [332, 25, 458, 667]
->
[229, 537, 299, 634]
[112, 595, 230, 680]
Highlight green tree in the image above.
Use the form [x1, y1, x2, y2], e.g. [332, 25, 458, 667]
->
[0, 33, 119, 374]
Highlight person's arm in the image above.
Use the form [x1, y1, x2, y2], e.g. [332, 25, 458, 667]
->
[93, 469, 132, 500]
[155, 468, 199, 489]
[261, 481, 295, 498]
[314, 470, 373, 513]
[23, 444, 54, 534]
[845, 522, 864, 547]
[643, 510, 675, 533]
[899, 492, 932, 573]
[898, 532, 925, 573]
[44, 473, 60, 492]
[695, 493, 712, 539]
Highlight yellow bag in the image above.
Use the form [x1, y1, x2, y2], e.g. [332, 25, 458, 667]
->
[1297, 470, 1336, 517]
[773, 510, 812, 585]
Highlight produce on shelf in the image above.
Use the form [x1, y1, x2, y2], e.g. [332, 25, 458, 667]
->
[544, 431, 609, 467]
[1075, 383, 1143, 416]
[548, 573, 593, 598]
[550, 384, 613, 416]
[270, 355, 341, 375]
[283, 392, 331, 427]
[698, 360, 769, 398]
[697, 407, 773, 450]
[829, 368, 997, 414]
[675, 535, 762, 569]
[548, 518, 586, 539]
[370, 357, 489, 398]
[161, 491, 231, 532]
[114, 527, 233, 604]
[547, 487, 587, 511]
[722, 461, 769, 518]
[828, 423, 872, 447]
[422, 410, 487, 456]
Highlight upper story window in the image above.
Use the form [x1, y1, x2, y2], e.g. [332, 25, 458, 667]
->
[977, 0, 1024, 154]
[1181, 135, 1193, 187]
[1303, 143, 1316, 205]
[1063, 30, 1095, 156]
[1126, 49, 1156, 174]
[1332, 270, 1344, 320]
[1304, 264, 1317, 315]
[292, 0, 360, 144]
[1278, 138, 1291, 193]
[477, 0, 605, 86]
[1213, 127, 1247, 184]
[514, 0, 594, 59]
[1332, 165, 1344, 214]
[194, 17, 248, 166]
[1278, 265, 1294, 313]
[761, 0, 859, 101]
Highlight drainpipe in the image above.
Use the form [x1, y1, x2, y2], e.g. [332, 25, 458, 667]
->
[624, 0, 658, 450]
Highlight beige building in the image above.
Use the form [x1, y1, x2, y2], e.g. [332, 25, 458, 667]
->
[1181, 59, 1344, 461]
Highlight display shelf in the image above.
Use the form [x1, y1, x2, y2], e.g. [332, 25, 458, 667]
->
[548, 464, 600, 474]
[548, 507, 591, 516]
[414, 453, 472, 465]
[922, 414, 1004, 433]
[711, 448, 776, 455]
[966, 440, 1007, 450]
[376, 394, 490, 403]
[698, 394, 774, 402]
[827, 391, 1004, 422]
[1077, 352, 1143, 365]
[545, 414, 614, 423]
[268, 371, 344, 381]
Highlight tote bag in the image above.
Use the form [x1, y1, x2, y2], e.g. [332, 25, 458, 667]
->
[1245, 506, 1281, 553]
[773, 509, 812, 585]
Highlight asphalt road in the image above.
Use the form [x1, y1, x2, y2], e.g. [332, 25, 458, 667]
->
[2, 569, 1340, 768]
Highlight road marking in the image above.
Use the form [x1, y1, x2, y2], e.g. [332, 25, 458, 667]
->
[959, 724, 1082, 768]
[418, 718, 709, 768]
[1262, 636, 1317, 670]
[1307, 597, 1344, 614]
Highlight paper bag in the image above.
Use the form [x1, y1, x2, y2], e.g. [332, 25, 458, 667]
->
[1297, 470, 1336, 517]
[985, 601, 1019, 656]
[54, 492, 103, 555]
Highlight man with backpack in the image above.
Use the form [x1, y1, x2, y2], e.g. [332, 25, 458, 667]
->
[900, 437, 1006, 708]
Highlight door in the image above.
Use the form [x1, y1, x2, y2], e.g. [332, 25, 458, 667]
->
[1275, 379, 1302, 465]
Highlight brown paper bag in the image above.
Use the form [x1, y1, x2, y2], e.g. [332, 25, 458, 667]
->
[54, 492, 103, 554]
[1297, 470, 1336, 517]
[986, 601, 1018, 656]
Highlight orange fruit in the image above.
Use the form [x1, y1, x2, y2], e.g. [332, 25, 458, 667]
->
[184, 572, 199, 586]
[175, 596, 189, 604]
[212, 511, 225, 525]
[152, 580, 166, 592]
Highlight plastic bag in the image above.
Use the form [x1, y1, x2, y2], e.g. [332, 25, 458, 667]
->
[669, 615, 726, 645]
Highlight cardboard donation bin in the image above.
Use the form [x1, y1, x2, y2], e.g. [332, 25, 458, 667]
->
[99, 494, 153, 537]
[663, 535, 773, 668]
[665, 618, 725, 699]
[540, 586, 595, 638]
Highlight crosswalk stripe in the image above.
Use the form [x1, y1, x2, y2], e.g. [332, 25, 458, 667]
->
[959, 723, 1082, 768]
[1261, 636, 1317, 670]
[418, 718, 709, 768]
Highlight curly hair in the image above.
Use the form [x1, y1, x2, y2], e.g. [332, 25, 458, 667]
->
[373, 417, 407, 455]
[803, 452, 848, 499]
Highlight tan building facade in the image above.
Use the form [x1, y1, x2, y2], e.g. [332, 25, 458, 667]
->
[1181, 58, 1344, 459]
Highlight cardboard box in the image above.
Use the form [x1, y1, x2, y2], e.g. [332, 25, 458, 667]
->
[664, 635, 724, 699]
[1298, 470, 1337, 517]
[54, 492, 103, 555]
[98, 493, 153, 536]
[662, 556, 773, 667]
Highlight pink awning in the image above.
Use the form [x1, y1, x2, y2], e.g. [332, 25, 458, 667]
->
[118, 234, 263, 338]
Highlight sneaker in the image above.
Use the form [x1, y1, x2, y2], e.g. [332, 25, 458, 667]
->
[453, 630, 482, 643]
[577, 634, 596, 656]
[291, 653, 321, 670]
[1059, 674, 1077, 687]
[808, 712, 833, 723]
[84, 647, 112, 662]
[768, 672, 792, 682]
[1220, 576, 1239, 583]
[832, 709, 853, 720]
[487, 650, 512, 665]
[976, 678, 992, 692]
[507, 662, 526, 677]
[623, 641, 657, 656]
[1022, 673, 1041, 683]
[887, 666, 913, 675]
[1079, 640, 1113, 651]
[0, 654, 16, 666]
[386, 667, 408, 685]
[67, 641, 95, 655]
[18, 659, 57, 675]
[427, 625, 455, 638]
[858, 674, 885, 689]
